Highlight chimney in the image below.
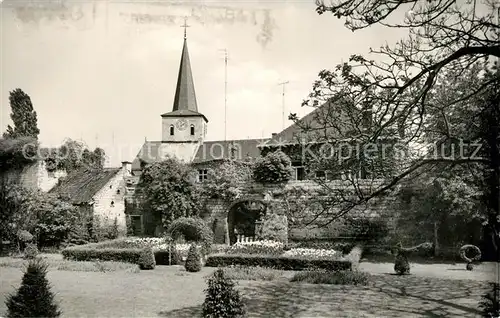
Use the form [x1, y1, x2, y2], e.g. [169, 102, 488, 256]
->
[272, 133, 277, 138]
[121, 161, 132, 177]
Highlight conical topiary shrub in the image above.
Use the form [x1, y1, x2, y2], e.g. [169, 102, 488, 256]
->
[184, 244, 202, 272]
[202, 269, 245, 318]
[138, 248, 156, 270]
[5, 258, 61, 318]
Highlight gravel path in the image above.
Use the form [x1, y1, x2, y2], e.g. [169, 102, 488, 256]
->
[359, 260, 499, 282]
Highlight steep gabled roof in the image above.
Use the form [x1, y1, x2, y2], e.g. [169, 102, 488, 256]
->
[260, 99, 364, 148]
[49, 168, 121, 205]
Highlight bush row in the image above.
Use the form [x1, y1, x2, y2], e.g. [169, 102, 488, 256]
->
[205, 253, 352, 271]
[62, 246, 181, 266]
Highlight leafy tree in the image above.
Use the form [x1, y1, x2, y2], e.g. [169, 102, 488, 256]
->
[3, 88, 40, 139]
[0, 183, 39, 244]
[136, 157, 200, 229]
[5, 258, 61, 318]
[201, 160, 253, 202]
[34, 192, 79, 247]
[0, 183, 78, 248]
[286, 0, 499, 256]
[396, 171, 485, 255]
[45, 139, 106, 173]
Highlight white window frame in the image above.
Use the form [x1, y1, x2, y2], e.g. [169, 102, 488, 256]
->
[198, 169, 208, 182]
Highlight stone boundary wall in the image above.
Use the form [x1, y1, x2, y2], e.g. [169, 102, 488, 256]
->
[204, 179, 399, 244]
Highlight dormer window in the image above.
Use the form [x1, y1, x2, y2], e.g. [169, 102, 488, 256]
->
[170, 125, 174, 136]
[190, 124, 195, 136]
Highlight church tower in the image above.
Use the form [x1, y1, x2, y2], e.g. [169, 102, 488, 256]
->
[161, 24, 208, 143]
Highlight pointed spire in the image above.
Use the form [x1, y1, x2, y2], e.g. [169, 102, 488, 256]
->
[171, 19, 197, 113]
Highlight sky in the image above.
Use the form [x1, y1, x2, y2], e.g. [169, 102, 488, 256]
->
[0, 0, 410, 166]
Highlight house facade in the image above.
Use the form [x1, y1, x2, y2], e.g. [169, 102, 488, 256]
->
[48, 163, 132, 234]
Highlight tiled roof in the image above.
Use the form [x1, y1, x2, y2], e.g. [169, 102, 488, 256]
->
[49, 168, 121, 204]
[191, 139, 269, 163]
[260, 100, 362, 148]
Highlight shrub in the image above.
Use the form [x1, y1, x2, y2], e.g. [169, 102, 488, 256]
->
[291, 270, 369, 285]
[394, 253, 410, 275]
[5, 258, 61, 318]
[64, 221, 90, 246]
[91, 217, 120, 242]
[202, 269, 245, 318]
[184, 244, 202, 272]
[205, 253, 352, 271]
[253, 150, 292, 183]
[479, 282, 500, 318]
[23, 243, 39, 260]
[138, 248, 156, 270]
[168, 217, 213, 253]
[259, 213, 288, 243]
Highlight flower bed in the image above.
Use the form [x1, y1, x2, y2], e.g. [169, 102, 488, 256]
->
[226, 240, 284, 256]
[282, 248, 341, 258]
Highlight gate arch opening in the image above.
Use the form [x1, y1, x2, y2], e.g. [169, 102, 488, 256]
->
[227, 199, 267, 245]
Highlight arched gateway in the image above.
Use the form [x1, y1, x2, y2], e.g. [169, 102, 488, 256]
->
[205, 188, 288, 245]
[227, 199, 267, 245]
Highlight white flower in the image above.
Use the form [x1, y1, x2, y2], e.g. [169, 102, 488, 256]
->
[283, 248, 340, 258]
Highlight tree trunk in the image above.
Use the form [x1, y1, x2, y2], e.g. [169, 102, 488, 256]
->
[483, 87, 500, 261]
[433, 221, 439, 257]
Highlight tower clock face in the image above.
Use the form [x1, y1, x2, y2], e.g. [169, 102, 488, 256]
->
[176, 119, 188, 131]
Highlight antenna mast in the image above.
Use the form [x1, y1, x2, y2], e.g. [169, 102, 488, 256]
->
[278, 81, 289, 130]
[219, 49, 228, 140]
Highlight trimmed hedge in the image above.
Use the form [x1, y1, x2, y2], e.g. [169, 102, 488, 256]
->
[62, 246, 180, 265]
[205, 253, 352, 271]
[62, 247, 142, 263]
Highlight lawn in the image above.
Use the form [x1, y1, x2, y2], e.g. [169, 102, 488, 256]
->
[0, 257, 492, 317]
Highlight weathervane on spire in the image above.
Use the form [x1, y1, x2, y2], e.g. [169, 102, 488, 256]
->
[181, 17, 190, 39]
